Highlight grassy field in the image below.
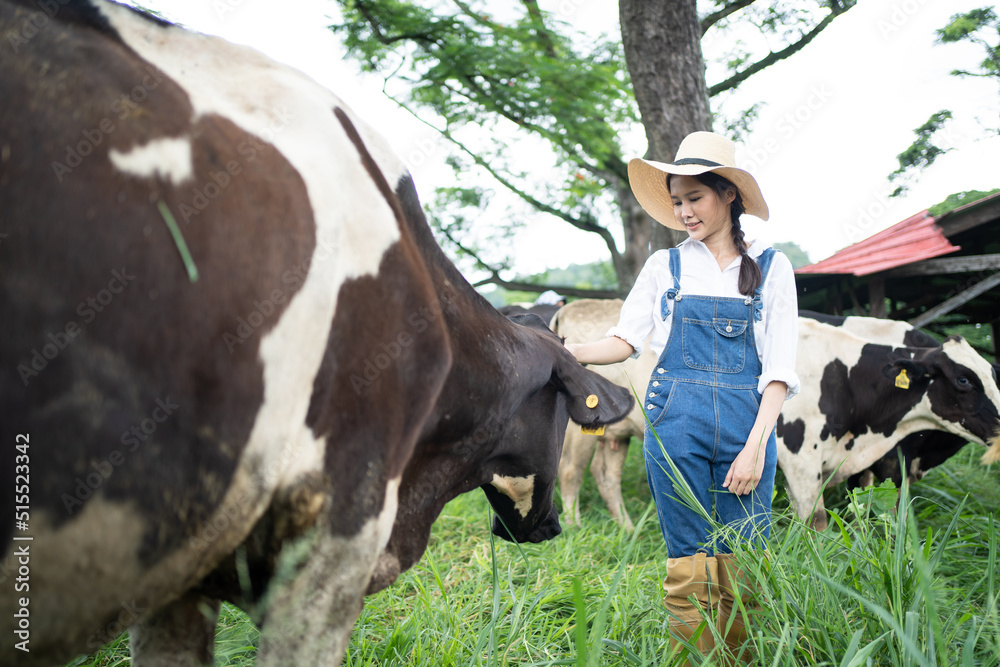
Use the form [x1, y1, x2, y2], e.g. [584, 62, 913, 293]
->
[70, 440, 999, 666]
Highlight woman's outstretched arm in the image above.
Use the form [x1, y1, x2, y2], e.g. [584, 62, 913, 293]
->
[565, 336, 635, 366]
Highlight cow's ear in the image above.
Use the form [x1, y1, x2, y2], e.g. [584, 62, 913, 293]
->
[882, 358, 927, 386]
[551, 351, 633, 427]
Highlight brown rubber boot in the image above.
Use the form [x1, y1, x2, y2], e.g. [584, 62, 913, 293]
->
[716, 553, 754, 663]
[662, 552, 718, 659]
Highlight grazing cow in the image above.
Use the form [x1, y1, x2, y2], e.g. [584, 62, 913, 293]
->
[551, 299, 654, 531]
[778, 317, 1000, 529]
[548, 301, 1000, 531]
[798, 312, 1000, 489]
[0, 3, 632, 666]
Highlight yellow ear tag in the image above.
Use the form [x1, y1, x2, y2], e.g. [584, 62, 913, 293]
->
[895, 369, 910, 389]
[585, 394, 599, 408]
[581, 425, 605, 435]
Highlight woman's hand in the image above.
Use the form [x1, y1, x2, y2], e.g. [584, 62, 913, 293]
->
[723, 380, 786, 496]
[723, 429, 768, 496]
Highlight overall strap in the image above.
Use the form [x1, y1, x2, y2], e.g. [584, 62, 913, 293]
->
[660, 247, 683, 320]
[751, 248, 779, 322]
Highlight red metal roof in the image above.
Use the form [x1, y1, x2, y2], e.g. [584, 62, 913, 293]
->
[795, 210, 960, 276]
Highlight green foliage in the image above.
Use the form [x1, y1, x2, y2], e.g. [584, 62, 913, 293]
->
[718, 100, 763, 144]
[937, 7, 1000, 79]
[890, 7, 1000, 194]
[67, 442, 1000, 666]
[928, 188, 1000, 216]
[938, 7, 998, 42]
[332, 0, 636, 273]
[535, 261, 617, 291]
[483, 260, 617, 307]
[773, 241, 811, 268]
[889, 110, 955, 197]
[332, 0, 853, 288]
[929, 322, 995, 362]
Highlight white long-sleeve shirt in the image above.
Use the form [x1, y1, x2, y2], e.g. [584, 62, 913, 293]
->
[607, 237, 800, 399]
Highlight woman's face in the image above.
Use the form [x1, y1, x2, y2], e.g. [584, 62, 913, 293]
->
[669, 174, 735, 245]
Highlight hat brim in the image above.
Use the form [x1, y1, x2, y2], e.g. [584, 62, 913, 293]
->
[627, 158, 770, 230]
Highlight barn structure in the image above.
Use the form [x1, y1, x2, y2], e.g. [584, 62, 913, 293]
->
[794, 191, 1000, 358]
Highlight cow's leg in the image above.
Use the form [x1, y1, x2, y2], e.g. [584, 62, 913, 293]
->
[810, 496, 828, 532]
[776, 446, 828, 531]
[590, 438, 634, 531]
[558, 429, 596, 527]
[129, 592, 220, 667]
[255, 505, 391, 666]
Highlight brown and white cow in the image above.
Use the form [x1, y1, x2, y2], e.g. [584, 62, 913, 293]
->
[0, 2, 632, 665]
[779, 317, 1000, 529]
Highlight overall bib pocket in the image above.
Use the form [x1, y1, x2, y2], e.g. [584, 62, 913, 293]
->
[682, 317, 748, 373]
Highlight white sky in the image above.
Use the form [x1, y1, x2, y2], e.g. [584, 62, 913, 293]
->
[131, 0, 999, 274]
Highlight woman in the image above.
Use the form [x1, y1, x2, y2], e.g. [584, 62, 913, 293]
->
[566, 131, 799, 658]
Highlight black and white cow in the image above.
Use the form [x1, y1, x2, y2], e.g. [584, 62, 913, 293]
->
[778, 316, 1000, 529]
[798, 312, 1000, 490]
[0, 2, 632, 665]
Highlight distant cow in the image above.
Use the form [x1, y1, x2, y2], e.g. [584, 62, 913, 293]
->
[779, 317, 1000, 529]
[499, 302, 562, 327]
[0, 3, 631, 666]
[798, 311, 1000, 490]
[551, 299, 654, 531]
[549, 302, 1000, 531]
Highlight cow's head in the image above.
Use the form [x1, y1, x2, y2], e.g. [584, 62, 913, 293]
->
[366, 313, 632, 594]
[483, 313, 633, 544]
[883, 337, 1000, 454]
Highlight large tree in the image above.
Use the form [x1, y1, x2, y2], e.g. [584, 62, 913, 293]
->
[332, 0, 855, 296]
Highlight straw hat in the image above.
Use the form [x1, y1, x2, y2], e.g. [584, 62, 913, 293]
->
[627, 131, 769, 230]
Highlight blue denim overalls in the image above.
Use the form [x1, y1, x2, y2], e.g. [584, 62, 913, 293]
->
[643, 247, 779, 558]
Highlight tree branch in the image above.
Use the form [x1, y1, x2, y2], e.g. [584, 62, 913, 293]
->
[451, 0, 493, 28]
[709, 10, 837, 96]
[701, 0, 757, 35]
[353, 0, 436, 45]
[439, 223, 622, 298]
[382, 91, 625, 267]
[434, 77, 612, 179]
[472, 275, 622, 299]
[521, 0, 558, 57]
[951, 69, 993, 78]
[436, 223, 507, 273]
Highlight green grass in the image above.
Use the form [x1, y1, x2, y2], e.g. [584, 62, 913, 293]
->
[68, 441, 999, 666]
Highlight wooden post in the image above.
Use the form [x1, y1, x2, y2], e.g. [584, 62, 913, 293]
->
[868, 277, 886, 318]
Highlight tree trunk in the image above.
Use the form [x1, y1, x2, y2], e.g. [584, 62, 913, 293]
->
[619, 0, 713, 258]
[613, 173, 652, 294]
